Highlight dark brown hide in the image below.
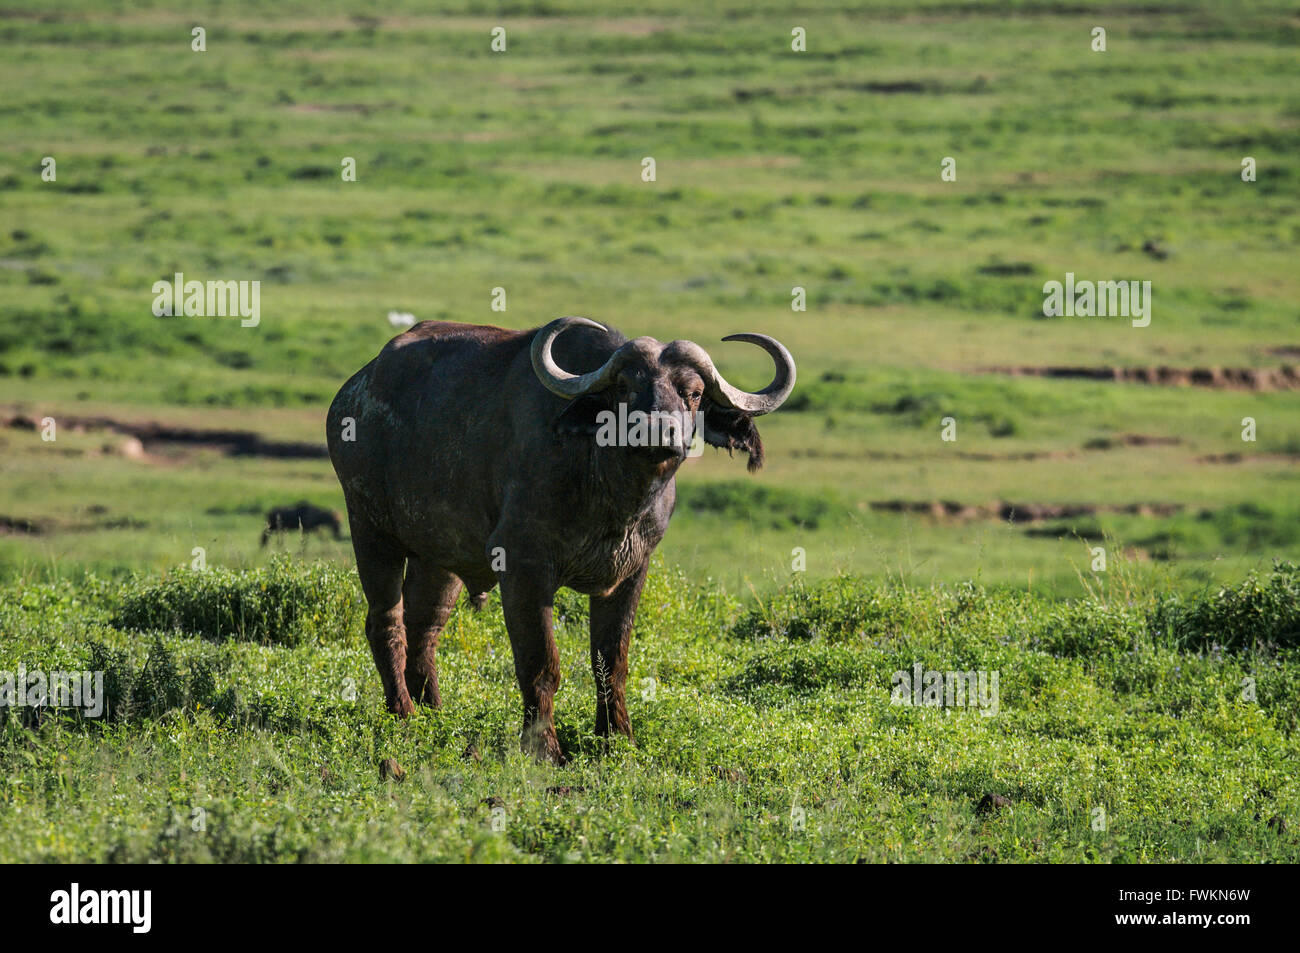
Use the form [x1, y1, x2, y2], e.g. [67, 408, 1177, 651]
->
[327, 320, 792, 762]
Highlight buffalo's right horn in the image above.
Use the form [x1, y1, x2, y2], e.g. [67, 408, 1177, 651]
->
[531, 317, 629, 398]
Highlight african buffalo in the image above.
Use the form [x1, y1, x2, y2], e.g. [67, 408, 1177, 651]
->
[326, 317, 795, 762]
[260, 502, 343, 547]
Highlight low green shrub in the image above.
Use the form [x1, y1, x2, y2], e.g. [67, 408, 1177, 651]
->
[113, 557, 363, 646]
[1150, 561, 1300, 653]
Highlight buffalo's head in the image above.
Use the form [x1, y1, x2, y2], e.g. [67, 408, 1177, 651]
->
[531, 317, 796, 473]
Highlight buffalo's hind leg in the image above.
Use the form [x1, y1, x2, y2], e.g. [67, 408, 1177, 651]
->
[402, 559, 463, 708]
[349, 513, 413, 717]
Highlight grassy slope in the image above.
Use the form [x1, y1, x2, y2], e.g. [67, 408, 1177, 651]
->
[0, 0, 1298, 591]
[1, 2, 1299, 862]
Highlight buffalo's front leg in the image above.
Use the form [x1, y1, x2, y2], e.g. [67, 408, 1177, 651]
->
[589, 563, 648, 742]
[497, 566, 564, 764]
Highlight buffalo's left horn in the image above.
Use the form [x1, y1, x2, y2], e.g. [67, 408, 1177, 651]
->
[531, 316, 627, 398]
[664, 333, 796, 415]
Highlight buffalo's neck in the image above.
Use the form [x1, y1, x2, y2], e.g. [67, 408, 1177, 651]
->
[585, 449, 678, 532]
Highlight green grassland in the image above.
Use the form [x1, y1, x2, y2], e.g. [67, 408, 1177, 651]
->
[1, 1, 1299, 861]
[1, 1, 1298, 591]
[2, 558, 1297, 862]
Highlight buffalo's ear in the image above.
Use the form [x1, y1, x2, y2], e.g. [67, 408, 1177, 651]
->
[702, 402, 765, 472]
[554, 395, 609, 436]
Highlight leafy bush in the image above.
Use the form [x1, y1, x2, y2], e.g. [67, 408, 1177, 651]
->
[113, 557, 363, 646]
[1026, 600, 1147, 661]
[1150, 561, 1300, 653]
[724, 642, 872, 699]
[731, 575, 936, 643]
[86, 637, 239, 722]
[0, 576, 118, 633]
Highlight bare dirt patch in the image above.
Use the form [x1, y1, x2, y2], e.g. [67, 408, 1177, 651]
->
[1117, 434, 1181, 447]
[284, 103, 389, 116]
[0, 509, 147, 536]
[791, 448, 1077, 462]
[1083, 434, 1182, 450]
[0, 515, 45, 535]
[2, 413, 327, 460]
[1196, 452, 1300, 465]
[868, 500, 1187, 523]
[981, 365, 1300, 391]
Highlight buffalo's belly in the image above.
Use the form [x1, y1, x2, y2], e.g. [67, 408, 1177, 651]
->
[396, 505, 494, 561]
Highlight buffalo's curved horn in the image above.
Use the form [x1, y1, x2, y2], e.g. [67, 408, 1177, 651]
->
[531, 316, 628, 398]
[664, 333, 796, 415]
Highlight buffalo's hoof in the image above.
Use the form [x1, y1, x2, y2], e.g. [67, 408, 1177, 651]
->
[522, 729, 567, 766]
[405, 674, 441, 708]
[537, 744, 568, 767]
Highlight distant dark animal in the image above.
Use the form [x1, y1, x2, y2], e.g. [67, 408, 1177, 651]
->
[327, 317, 795, 762]
[260, 502, 343, 546]
[1142, 239, 1168, 260]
